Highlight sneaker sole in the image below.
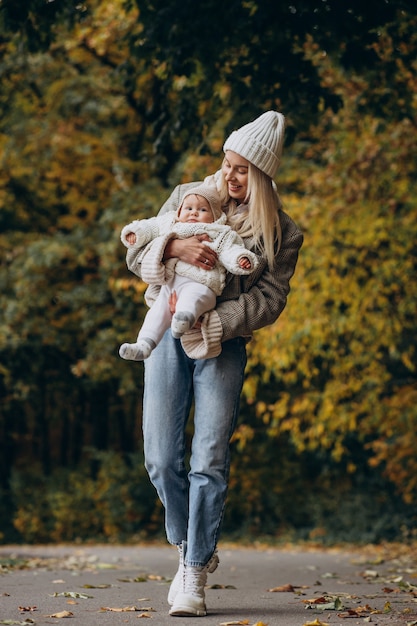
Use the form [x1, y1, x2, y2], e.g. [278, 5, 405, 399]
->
[169, 605, 207, 617]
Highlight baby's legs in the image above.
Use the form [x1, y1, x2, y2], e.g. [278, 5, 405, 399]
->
[119, 286, 172, 361]
[138, 285, 173, 345]
[171, 276, 216, 339]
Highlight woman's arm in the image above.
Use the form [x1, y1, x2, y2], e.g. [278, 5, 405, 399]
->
[217, 212, 303, 340]
[180, 211, 303, 358]
[163, 236, 217, 267]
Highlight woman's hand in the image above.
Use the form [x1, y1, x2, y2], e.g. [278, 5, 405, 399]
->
[168, 291, 177, 315]
[163, 235, 217, 270]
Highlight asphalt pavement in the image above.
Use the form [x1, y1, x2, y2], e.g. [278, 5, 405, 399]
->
[1, 543, 416, 625]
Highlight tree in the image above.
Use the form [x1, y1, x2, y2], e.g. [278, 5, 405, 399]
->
[0, 0, 416, 542]
[244, 13, 417, 505]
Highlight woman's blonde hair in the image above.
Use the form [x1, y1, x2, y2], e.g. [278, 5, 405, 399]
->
[218, 159, 282, 270]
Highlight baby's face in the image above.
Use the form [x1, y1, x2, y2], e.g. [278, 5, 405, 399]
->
[178, 194, 213, 224]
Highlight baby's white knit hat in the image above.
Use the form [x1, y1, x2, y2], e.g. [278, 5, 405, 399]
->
[179, 183, 223, 220]
[223, 111, 285, 179]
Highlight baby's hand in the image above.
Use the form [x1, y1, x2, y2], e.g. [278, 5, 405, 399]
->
[239, 256, 251, 270]
[126, 232, 137, 245]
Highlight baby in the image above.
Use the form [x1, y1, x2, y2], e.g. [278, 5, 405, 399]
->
[119, 183, 259, 360]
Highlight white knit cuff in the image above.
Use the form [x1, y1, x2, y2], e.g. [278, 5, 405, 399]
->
[140, 233, 176, 285]
[120, 223, 136, 247]
[120, 221, 145, 247]
[180, 310, 223, 359]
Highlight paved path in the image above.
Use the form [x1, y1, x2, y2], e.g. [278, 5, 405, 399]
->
[0, 543, 416, 625]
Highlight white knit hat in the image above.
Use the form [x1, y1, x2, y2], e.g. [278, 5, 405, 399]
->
[223, 111, 285, 179]
[179, 183, 223, 220]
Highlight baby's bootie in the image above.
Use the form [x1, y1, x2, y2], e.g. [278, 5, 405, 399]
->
[119, 338, 156, 361]
[171, 312, 196, 339]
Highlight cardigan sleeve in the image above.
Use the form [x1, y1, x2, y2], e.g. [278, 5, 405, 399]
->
[124, 183, 202, 280]
[218, 213, 303, 340]
[181, 211, 303, 358]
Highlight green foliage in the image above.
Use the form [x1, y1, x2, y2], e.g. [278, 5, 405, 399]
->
[0, 0, 85, 52]
[0, 0, 416, 545]
[131, 0, 414, 144]
[244, 15, 417, 506]
[10, 452, 161, 543]
[225, 426, 416, 544]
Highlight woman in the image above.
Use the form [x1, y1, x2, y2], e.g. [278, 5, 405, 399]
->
[125, 111, 303, 617]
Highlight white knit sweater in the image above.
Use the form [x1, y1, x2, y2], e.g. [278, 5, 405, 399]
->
[122, 212, 259, 296]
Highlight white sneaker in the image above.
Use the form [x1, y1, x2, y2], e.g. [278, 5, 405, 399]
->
[167, 544, 184, 606]
[169, 551, 219, 617]
[168, 548, 218, 607]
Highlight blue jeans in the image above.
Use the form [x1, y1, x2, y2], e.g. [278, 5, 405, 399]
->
[143, 330, 247, 567]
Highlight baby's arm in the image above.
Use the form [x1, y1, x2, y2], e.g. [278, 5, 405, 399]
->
[120, 215, 169, 249]
[216, 231, 259, 275]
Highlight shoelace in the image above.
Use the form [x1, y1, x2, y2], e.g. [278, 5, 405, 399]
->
[177, 544, 184, 571]
[184, 567, 207, 595]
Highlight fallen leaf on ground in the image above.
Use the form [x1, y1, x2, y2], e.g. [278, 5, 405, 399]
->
[303, 619, 329, 626]
[337, 609, 371, 618]
[219, 620, 250, 625]
[18, 608, 37, 613]
[361, 570, 379, 579]
[101, 606, 145, 612]
[352, 604, 373, 613]
[47, 611, 74, 618]
[304, 596, 343, 611]
[267, 583, 308, 592]
[51, 591, 92, 599]
[398, 580, 417, 592]
[303, 596, 331, 604]
[383, 601, 392, 613]
[0, 621, 35, 625]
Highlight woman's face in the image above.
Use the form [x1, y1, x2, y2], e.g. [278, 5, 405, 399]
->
[222, 151, 249, 203]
